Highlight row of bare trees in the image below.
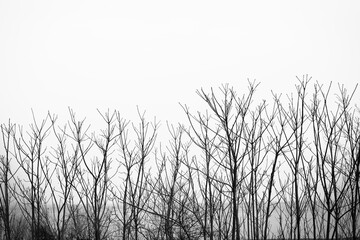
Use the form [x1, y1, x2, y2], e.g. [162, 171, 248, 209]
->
[1, 77, 360, 240]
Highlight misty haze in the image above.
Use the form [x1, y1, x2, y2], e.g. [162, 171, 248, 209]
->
[1, 1, 360, 240]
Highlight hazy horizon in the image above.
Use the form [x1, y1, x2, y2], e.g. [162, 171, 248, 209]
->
[1, 1, 359, 127]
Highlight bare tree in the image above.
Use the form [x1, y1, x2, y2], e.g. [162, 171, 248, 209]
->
[309, 82, 356, 240]
[181, 105, 222, 240]
[341, 95, 360, 240]
[11, 112, 54, 240]
[69, 109, 117, 240]
[2, 78, 360, 240]
[276, 77, 312, 240]
[111, 109, 158, 240]
[127, 111, 157, 240]
[34, 113, 81, 240]
[262, 93, 294, 240]
[186, 82, 265, 240]
[0, 121, 17, 240]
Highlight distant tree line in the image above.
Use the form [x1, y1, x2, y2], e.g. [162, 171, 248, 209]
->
[1, 76, 359, 240]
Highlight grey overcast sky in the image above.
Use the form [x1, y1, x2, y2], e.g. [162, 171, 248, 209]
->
[1, 1, 359, 126]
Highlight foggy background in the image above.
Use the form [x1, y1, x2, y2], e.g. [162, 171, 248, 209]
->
[1, 1, 359, 126]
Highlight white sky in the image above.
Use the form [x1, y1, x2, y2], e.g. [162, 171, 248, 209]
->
[1, 1, 360, 127]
